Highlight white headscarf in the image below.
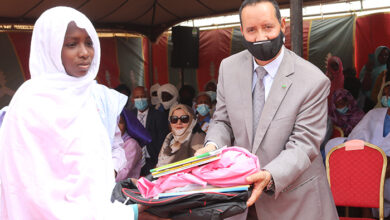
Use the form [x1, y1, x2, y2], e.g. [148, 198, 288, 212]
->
[150, 83, 160, 106]
[157, 83, 178, 110]
[0, 7, 133, 219]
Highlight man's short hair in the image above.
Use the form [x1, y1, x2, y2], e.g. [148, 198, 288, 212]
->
[196, 92, 212, 104]
[114, 84, 131, 96]
[239, 0, 281, 26]
[131, 86, 147, 99]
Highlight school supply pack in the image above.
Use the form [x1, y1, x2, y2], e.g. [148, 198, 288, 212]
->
[111, 146, 260, 219]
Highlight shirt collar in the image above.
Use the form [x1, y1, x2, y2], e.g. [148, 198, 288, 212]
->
[138, 108, 149, 115]
[252, 46, 285, 79]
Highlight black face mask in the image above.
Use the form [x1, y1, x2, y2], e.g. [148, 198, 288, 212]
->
[242, 31, 285, 61]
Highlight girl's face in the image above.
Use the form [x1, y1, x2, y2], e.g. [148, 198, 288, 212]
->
[118, 115, 126, 136]
[61, 21, 94, 77]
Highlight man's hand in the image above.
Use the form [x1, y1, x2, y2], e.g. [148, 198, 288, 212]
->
[138, 211, 171, 220]
[246, 170, 272, 207]
[194, 143, 217, 156]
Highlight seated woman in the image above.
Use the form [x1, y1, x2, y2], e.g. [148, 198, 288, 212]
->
[347, 81, 390, 218]
[361, 47, 390, 111]
[326, 56, 344, 106]
[156, 104, 205, 167]
[115, 112, 143, 181]
[328, 89, 365, 136]
[371, 55, 390, 104]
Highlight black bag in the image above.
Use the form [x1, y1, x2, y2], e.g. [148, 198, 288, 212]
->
[111, 179, 250, 220]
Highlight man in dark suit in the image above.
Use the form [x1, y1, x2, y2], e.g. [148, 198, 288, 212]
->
[131, 86, 169, 176]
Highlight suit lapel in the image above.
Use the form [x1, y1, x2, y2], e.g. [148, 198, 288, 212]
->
[252, 49, 294, 154]
[238, 51, 255, 146]
[145, 109, 152, 129]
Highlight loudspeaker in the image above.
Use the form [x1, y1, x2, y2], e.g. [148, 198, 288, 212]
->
[171, 26, 199, 68]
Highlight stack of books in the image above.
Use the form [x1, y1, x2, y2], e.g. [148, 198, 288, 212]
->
[149, 147, 251, 199]
[157, 185, 250, 199]
[150, 147, 224, 178]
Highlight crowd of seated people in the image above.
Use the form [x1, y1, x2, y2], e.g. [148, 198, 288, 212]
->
[323, 48, 390, 218]
[111, 82, 216, 179]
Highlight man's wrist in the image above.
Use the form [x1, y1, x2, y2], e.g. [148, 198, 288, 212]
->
[266, 176, 275, 192]
[205, 141, 219, 149]
[261, 169, 275, 194]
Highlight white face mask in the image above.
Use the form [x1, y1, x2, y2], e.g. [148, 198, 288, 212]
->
[173, 127, 186, 136]
[151, 96, 159, 105]
[382, 96, 390, 107]
[162, 99, 176, 110]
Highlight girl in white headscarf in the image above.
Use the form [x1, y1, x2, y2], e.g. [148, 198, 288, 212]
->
[0, 7, 136, 219]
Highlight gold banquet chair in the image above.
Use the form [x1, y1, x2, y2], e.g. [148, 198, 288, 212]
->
[326, 140, 387, 220]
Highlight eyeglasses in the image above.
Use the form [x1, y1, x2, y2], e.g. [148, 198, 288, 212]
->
[170, 115, 190, 124]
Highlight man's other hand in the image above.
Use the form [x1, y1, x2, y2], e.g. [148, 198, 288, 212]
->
[194, 143, 217, 156]
[246, 170, 272, 207]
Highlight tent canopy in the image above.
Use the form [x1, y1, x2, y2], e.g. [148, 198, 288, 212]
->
[0, 0, 337, 41]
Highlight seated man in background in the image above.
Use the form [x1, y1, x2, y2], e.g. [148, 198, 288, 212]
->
[115, 83, 132, 109]
[195, 92, 212, 132]
[150, 83, 160, 109]
[179, 84, 196, 108]
[131, 86, 169, 176]
[157, 83, 179, 117]
[204, 80, 217, 115]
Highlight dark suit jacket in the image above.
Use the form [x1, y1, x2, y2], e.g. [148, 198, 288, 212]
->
[131, 107, 169, 174]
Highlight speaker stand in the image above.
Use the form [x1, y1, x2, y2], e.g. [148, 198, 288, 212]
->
[180, 67, 185, 87]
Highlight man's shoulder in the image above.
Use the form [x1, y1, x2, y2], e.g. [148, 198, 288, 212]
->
[221, 49, 251, 65]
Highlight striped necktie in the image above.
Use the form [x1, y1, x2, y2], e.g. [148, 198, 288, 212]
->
[253, 66, 267, 136]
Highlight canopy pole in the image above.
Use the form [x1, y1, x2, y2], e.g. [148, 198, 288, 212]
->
[290, 0, 303, 57]
[148, 38, 154, 88]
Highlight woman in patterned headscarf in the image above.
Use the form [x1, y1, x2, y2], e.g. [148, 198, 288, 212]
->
[329, 89, 365, 136]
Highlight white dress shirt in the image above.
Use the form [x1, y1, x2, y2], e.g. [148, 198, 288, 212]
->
[252, 46, 285, 101]
[137, 108, 149, 128]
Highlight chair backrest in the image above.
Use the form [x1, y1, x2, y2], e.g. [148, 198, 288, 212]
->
[331, 125, 344, 138]
[326, 140, 387, 219]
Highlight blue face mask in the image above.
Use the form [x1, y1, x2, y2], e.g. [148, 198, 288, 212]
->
[336, 106, 348, 115]
[196, 104, 210, 116]
[381, 96, 390, 107]
[206, 91, 216, 102]
[134, 98, 148, 111]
